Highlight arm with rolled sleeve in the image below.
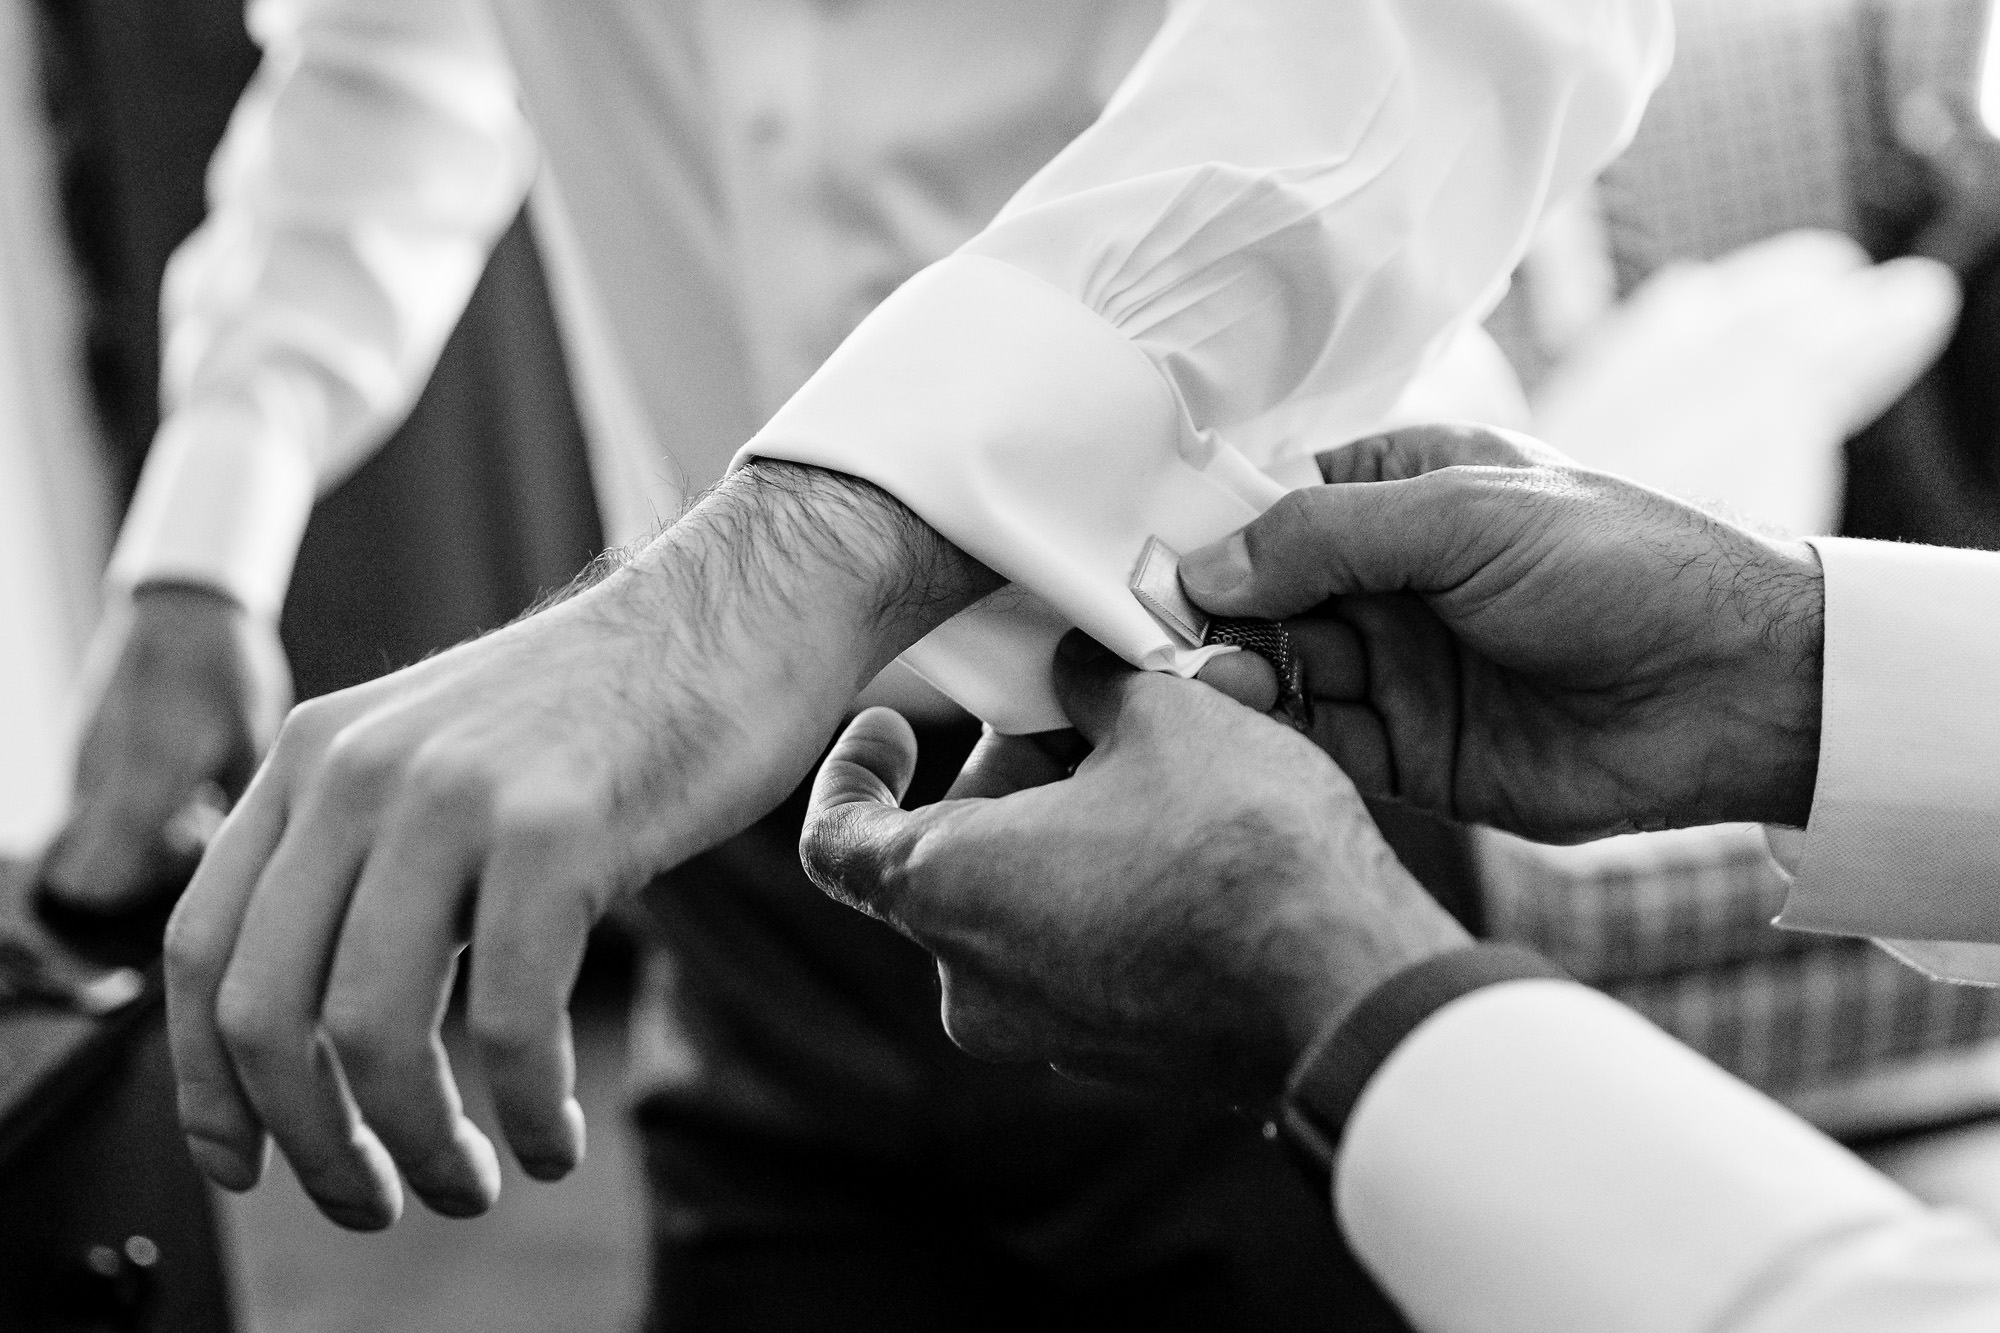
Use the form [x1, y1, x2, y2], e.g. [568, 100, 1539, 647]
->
[736, 0, 1673, 733]
[1776, 537, 2000, 983]
[1292, 947, 2000, 1333]
[104, 0, 535, 620]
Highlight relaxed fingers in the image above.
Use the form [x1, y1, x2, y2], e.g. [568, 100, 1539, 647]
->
[470, 835, 596, 1182]
[323, 807, 499, 1218]
[218, 786, 402, 1228]
[165, 773, 289, 1191]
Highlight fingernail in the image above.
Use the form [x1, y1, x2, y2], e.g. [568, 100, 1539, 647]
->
[518, 1099, 587, 1182]
[519, 1155, 576, 1182]
[1181, 534, 1251, 600]
[418, 1122, 502, 1217]
[320, 1198, 395, 1232]
[187, 1137, 258, 1192]
[426, 1190, 493, 1219]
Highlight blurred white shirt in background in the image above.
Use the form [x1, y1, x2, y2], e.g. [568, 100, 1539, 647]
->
[0, 0, 113, 855]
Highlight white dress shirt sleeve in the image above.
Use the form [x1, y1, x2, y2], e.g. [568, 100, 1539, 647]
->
[736, 0, 1673, 733]
[1776, 536, 2000, 985]
[1338, 978, 2000, 1333]
[102, 0, 536, 619]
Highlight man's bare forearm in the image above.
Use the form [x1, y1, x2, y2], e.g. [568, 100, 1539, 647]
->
[600, 461, 1002, 695]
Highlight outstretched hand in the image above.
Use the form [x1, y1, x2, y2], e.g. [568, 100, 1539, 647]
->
[801, 632, 1467, 1106]
[164, 463, 996, 1230]
[1179, 424, 1825, 842]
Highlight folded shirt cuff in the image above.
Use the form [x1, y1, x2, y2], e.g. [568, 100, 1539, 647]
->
[1333, 970, 1923, 1333]
[731, 253, 1286, 733]
[104, 399, 316, 620]
[1780, 536, 2000, 949]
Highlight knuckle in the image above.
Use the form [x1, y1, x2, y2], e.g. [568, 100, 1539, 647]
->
[796, 817, 842, 894]
[1257, 489, 1316, 546]
[274, 696, 342, 758]
[320, 726, 399, 799]
[407, 742, 495, 801]
[1413, 464, 1502, 522]
[318, 995, 395, 1072]
[214, 981, 283, 1058]
[799, 810, 868, 899]
[491, 788, 597, 847]
[467, 1003, 544, 1064]
[401, 746, 506, 831]
[162, 907, 215, 987]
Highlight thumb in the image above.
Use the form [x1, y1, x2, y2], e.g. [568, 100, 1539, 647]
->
[801, 707, 922, 917]
[1179, 468, 1512, 620]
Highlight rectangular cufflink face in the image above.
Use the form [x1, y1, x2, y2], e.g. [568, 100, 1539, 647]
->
[1129, 536, 1210, 647]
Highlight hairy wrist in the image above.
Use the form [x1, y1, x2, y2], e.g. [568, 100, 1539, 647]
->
[598, 462, 1001, 691]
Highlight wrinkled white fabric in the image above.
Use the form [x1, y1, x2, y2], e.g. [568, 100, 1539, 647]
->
[106, 0, 535, 617]
[739, 0, 1673, 730]
[104, 0, 1167, 617]
[109, 0, 1669, 724]
[1340, 979, 2000, 1332]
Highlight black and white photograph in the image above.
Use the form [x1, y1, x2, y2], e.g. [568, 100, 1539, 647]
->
[3, 0, 2000, 1329]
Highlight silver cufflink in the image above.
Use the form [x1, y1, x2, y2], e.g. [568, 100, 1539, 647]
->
[1129, 536, 1210, 647]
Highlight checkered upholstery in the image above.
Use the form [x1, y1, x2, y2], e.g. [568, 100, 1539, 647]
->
[1481, 0, 2000, 1112]
[1482, 824, 2000, 1097]
[1598, 0, 1871, 285]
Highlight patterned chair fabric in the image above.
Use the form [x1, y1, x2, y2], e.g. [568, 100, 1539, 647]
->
[1481, 0, 2000, 1123]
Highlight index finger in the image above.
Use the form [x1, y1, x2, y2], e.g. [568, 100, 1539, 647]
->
[1314, 422, 1566, 485]
[1177, 467, 1547, 621]
[164, 770, 288, 1191]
